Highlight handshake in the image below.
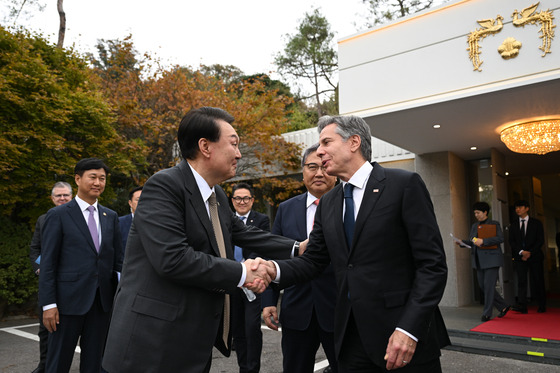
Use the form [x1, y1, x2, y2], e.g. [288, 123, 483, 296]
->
[242, 258, 277, 294]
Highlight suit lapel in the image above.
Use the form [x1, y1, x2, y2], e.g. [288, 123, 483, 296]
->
[296, 194, 308, 240]
[98, 205, 109, 253]
[352, 163, 386, 252]
[329, 184, 347, 251]
[180, 161, 221, 257]
[67, 200, 98, 254]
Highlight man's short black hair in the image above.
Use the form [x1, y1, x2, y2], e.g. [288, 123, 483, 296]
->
[514, 200, 530, 208]
[177, 107, 235, 160]
[128, 186, 143, 201]
[74, 158, 109, 177]
[232, 182, 254, 198]
[472, 201, 490, 213]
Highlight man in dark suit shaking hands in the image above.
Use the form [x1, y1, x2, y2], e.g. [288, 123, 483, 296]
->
[102, 107, 298, 373]
[259, 115, 449, 372]
[39, 158, 123, 373]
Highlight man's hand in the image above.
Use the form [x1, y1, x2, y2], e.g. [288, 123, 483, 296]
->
[298, 239, 309, 255]
[521, 250, 531, 261]
[43, 307, 59, 333]
[244, 258, 276, 293]
[384, 330, 417, 370]
[263, 306, 280, 330]
[473, 238, 483, 247]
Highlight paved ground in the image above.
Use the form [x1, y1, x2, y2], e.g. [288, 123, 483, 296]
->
[2, 315, 560, 373]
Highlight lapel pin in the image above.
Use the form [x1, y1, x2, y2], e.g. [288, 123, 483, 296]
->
[373, 189, 379, 193]
[103, 212, 107, 216]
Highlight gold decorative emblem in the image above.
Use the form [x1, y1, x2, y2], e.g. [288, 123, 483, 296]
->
[467, 16, 504, 71]
[512, 2, 556, 56]
[498, 37, 522, 59]
[467, 2, 556, 71]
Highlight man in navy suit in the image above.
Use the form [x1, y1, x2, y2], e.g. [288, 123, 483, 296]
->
[510, 200, 546, 313]
[39, 158, 123, 373]
[262, 143, 338, 373]
[231, 182, 270, 373]
[118, 186, 142, 251]
[257, 115, 449, 372]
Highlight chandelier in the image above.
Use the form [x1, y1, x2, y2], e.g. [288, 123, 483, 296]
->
[500, 118, 560, 155]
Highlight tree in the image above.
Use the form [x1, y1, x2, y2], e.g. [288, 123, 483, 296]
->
[275, 8, 338, 118]
[362, 0, 446, 27]
[0, 26, 134, 224]
[89, 38, 303, 207]
[56, 0, 65, 48]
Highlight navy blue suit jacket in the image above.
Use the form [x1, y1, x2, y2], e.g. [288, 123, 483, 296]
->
[262, 192, 336, 331]
[118, 213, 133, 252]
[39, 198, 123, 315]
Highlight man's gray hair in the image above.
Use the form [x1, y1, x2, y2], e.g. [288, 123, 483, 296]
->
[301, 143, 320, 168]
[51, 181, 73, 195]
[317, 115, 372, 162]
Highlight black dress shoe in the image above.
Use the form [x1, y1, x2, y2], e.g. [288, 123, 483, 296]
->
[31, 367, 45, 373]
[512, 305, 528, 314]
[323, 366, 332, 373]
[481, 315, 490, 322]
[537, 306, 546, 313]
[498, 306, 510, 318]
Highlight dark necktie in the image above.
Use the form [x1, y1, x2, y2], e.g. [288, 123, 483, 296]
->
[520, 219, 526, 249]
[343, 183, 355, 249]
[208, 192, 230, 347]
[87, 206, 100, 252]
[234, 216, 246, 262]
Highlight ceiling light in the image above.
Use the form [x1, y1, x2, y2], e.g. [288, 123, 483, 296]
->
[500, 118, 560, 155]
[433, 124, 441, 129]
[470, 146, 477, 150]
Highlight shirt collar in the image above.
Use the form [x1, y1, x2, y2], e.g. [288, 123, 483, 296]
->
[75, 195, 98, 211]
[306, 192, 319, 208]
[343, 161, 372, 190]
[187, 161, 214, 203]
[236, 212, 250, 220]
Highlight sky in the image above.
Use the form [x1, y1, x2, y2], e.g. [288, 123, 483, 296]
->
[4, 0, 369, 77]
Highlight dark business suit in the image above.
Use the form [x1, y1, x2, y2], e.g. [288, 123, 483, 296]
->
[118, 213, 133, 251]
[262, 192, 337, 373]
[462, 220, 507, 318]
[29, 213, 48, 372]
[276, 163, 449, 370]
[509, 216, 546, 309]
[102, 160, 295, 373]
[232, 210, 269, 373]
[39, 199, 123, 373]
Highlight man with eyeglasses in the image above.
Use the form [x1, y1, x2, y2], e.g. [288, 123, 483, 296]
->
[230, 182, 270, 373]
[262, 143, 338, 373]
[29, 181, 73, 373]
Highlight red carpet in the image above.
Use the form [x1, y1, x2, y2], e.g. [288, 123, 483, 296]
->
[470, 307, 560, 341]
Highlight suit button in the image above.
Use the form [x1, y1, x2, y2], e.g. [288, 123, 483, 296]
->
[348, 264, 353, 269]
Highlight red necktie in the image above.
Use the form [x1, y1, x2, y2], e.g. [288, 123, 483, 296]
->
[312, 199, 319, 228]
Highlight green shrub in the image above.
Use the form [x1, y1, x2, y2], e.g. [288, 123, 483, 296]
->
[0, 216, 36, 312]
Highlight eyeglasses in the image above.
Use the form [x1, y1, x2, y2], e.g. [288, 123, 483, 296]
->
[232, 196, 253, 203]
[53, 194, 71, 198]
[303, 163, 326, 172]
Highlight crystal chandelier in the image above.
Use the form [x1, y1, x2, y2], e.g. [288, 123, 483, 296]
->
[500, 119, 560, 155]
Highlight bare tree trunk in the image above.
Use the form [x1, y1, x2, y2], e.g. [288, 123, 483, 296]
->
[57, 0, 66, 48]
